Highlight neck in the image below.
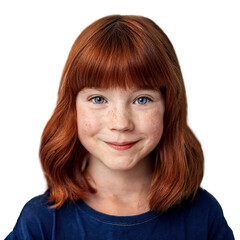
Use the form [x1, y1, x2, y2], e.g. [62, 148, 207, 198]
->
[84, 155, 153, 215]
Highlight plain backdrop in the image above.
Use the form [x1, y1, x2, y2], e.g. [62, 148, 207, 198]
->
[0, 0, 239, 238]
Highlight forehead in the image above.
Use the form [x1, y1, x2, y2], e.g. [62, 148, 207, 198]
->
[80, 86, 159, 92]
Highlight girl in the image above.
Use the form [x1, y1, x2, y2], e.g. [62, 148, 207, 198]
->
[6, 15, 234, 239]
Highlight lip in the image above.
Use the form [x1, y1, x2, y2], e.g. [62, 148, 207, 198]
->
[105, 141, 139, 150]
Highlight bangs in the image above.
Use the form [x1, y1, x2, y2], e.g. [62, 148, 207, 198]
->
[70, 16, 167, 93]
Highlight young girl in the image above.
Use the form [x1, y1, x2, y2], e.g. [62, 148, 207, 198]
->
[6, 15, 234, 239]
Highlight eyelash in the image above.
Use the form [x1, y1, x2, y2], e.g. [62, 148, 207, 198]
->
[134, 96, 152, 105]
[89, 96, 106, 104]
[89, 96, 153, 105]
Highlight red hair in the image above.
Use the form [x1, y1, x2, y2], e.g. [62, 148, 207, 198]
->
[40, 15, 204, 211]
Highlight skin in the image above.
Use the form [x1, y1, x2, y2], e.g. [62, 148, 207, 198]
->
[76, 87, 165, 215]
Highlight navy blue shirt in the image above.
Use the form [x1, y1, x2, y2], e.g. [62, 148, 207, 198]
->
[6, 188, 234, 239]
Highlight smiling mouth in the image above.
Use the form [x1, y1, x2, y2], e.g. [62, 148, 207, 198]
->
[105, 141, 139, 150]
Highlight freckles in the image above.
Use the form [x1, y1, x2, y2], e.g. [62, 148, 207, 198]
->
[83, 120, 91, 129]
[77, 109, 103, 138]
[150, 118, 164, 134]
[78, 117, 96, 133]
[142, 112, 164, 138]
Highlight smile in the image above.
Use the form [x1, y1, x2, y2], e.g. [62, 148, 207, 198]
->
[105, 141, 139, 150]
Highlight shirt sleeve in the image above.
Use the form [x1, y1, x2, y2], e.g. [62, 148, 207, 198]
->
[5, 194, 54, 240]
[5, 232, 16, 240]
[207, 194, 235, 240]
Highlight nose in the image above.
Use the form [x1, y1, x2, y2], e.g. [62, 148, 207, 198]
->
[107, 106, 134, 132]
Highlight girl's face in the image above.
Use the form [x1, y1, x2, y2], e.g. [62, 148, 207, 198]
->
[76, 87, 165, 171]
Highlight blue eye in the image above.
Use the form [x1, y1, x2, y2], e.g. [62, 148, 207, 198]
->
[135, 97, 152, 105]
[91, 96, 106, 104]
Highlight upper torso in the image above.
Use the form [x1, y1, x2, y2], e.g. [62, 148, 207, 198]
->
[6, 188, 234, 240]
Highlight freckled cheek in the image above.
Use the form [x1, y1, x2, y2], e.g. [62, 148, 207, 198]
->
[140, 112, 164, 141]
[76, 110, 103, 139]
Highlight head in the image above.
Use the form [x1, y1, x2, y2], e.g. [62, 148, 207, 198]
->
[40, 15, 203, 211]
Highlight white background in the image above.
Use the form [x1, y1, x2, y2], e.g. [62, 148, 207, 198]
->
[0, 0, 239, 238]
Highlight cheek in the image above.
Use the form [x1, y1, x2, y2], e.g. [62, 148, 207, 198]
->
[150, 117, 164, 140]
[76, 108, 102, 140]
[140, 110, 164, 142]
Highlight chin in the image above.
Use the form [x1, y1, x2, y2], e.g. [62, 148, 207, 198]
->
[103, 157, 139, 171]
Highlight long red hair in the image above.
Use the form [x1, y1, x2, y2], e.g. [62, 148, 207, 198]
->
[40, 15, 204, 211]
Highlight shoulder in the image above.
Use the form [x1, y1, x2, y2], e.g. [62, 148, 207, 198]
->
[19, 191, 54, 221]
[184, 188, 234, 239]
[8, 191, 55, 239]
[192, 188, 222, 213]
